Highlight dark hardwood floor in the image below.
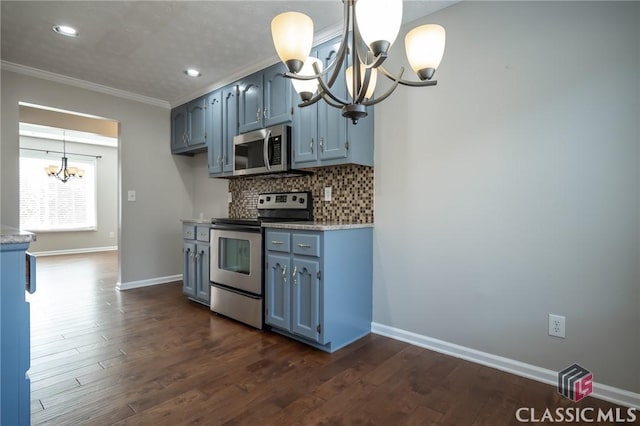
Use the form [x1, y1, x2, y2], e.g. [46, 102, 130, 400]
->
[30, 252, 627, 425]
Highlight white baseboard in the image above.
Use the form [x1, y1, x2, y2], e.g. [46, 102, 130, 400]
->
[371, 322, 640, 409]
[116, 274, 182, 291]
[31, 246, 118, 257]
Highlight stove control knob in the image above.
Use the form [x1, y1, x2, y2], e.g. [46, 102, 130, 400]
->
[292, 195, 297, 201]
[299, 197, 305, 204]
[266, 196, 271, 202]
[259, 199, 264, 204]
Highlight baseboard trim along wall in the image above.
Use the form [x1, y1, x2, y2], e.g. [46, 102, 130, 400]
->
[116, 274, 182, 291]
[371, 322, 640, 410]
[32, 246, 118, 257]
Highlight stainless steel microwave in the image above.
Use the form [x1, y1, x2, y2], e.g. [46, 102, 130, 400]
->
[233, 124, 290, 176]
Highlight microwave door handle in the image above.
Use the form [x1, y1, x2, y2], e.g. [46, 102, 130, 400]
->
[263, 129, 272, 171]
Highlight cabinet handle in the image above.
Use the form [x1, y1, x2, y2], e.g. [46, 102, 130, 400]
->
[282, 264, 287, 284]
[217, 155, 222, 166]
[263, 108, 268, 119]
[271, 240, 284, 245]
[320, 137, 324, 152]
[310, 139, 314, 154]
[297, 243, 311, 249]
[292, 265, 297, 285]
[256, 108, 261, 122]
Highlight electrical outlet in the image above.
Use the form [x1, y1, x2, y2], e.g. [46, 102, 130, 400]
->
[549, 314, 566, 338]
[227, 192, 233, 203]
[324, 186, 332, 202]
[127, 190, 136, 202]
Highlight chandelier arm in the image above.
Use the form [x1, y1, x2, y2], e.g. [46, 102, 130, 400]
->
[355, 67, 372, 104]
[378, 66, 439, 88]
[362, 78, 401, 107]
[324, 0, 352, 89]
[320, 92, 346, 109]
[297, 91, 325, 108]
[315, 66, 349, 106]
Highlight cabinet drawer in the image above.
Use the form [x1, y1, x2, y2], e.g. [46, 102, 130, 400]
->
[196, 226, 210, 242]
[292, 234, 320, 257]
[183, 224, 196, 240]
[266, 232, 290, 252]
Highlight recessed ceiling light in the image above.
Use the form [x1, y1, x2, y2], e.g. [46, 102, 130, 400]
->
[52, 24, 78, 37]
[185, 69, 201, 77]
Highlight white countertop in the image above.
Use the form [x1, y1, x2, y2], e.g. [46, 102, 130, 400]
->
[180, 218, 213, 225]
[261, 222, 374, 231]
[0, 225, 36, 245]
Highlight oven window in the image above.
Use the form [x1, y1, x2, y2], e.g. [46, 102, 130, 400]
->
[218, 237, 251, 275]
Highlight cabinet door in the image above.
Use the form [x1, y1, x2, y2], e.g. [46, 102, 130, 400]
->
[293, 90, 318, 165]
[317, 40, 348, 161]
[263, 63, 293, 127]
[196, 244, 210, 303]
[207, 91, 223, 175]
[183, 242, 196, 297]
[171, 105, 188, 152]
[265, 253, 291, 330]
[238, 73, 263, 133]
[187, 96, 207, 147]
[291, 257, 321, 341]
[222, 85, 238, 173]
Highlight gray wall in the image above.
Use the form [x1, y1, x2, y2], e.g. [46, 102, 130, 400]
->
[1, 70, 194, 284]
[19, 136, 118, 253]
[373, 1, 639, 393]
[190, 152, 229, 220]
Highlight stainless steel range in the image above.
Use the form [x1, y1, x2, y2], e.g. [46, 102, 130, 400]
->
[210, 191, 312, 329]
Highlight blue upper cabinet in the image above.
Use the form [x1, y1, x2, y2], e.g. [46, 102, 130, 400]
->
[239, 63, 293, 134]
[171, 104, 188, 153]
[221, 85, 238, 173]
[238, 73, 262, 133]
[292, 37, 374, 169]
[171, 95, 209, 154]
[207, 83, 238, 177]
[207, 90, 223, 174]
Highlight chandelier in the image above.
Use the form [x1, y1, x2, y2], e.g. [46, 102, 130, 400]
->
[271, 0, 446, 124]
[45, 131, 84, 183]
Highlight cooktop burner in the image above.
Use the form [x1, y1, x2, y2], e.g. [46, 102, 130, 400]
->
[212, 191, 313, 227]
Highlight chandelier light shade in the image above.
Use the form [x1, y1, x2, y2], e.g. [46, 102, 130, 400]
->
[346, 64, 377, 100]
[291, 57, 324, 101]
[354, 0, 403, 56]
[405, 24, 446, 81]
[271, 11, 314, 74]
[271, 0, 447, 124]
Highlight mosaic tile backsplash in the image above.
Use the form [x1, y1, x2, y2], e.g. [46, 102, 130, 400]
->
[229, 164, 373, 223]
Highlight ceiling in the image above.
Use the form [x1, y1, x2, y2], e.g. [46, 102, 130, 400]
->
[1, 1, 453, 108]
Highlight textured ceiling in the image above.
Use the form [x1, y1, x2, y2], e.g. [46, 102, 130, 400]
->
[1, 1, 453, 107]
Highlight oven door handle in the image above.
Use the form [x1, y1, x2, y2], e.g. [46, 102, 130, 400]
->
[263, 129, 272, 171]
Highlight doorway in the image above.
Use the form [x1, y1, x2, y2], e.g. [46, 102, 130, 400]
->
[18, 103, 120, 258]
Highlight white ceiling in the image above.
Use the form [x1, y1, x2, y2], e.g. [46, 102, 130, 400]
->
[1, 1, 453, 108]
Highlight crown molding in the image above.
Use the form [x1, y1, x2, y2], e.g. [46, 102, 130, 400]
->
[170, 23, 344, 108]
[1, 61, 170, 109]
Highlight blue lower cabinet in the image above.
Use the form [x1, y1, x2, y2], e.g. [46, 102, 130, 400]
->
[265, 254, 291, 330]
[1, 239, 34, 426]
[182, 224, 210, 306]
[264, 228, 372, 353]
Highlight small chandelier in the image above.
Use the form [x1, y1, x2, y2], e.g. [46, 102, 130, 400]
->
[271, 0, 446, 124]
[45, 131, 84, 183]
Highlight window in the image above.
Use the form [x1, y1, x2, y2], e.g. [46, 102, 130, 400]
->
[20, 150, 97, 232]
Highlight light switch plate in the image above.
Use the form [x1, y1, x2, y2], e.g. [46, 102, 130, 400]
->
[228, 192, 233, 203]
[127, 190, 136, 202]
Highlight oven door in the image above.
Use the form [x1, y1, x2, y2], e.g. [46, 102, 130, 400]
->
[210, 228, 262, 295]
